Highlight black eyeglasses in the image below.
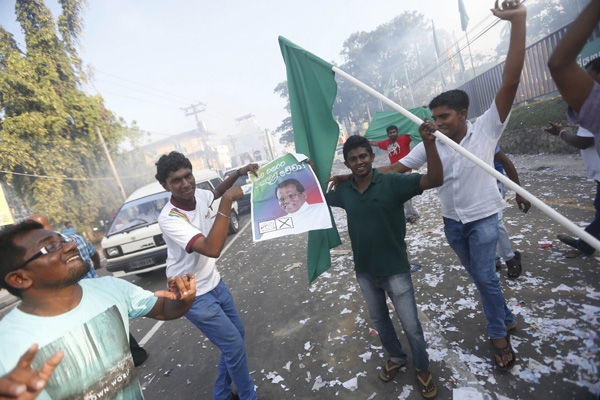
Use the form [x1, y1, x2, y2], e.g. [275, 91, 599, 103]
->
[15, 235, 76, 270]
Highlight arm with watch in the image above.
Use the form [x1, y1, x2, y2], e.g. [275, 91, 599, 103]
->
[544, 122, 594, 150]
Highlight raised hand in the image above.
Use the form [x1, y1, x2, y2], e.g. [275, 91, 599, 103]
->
[491, 0, 526, 22]
[0, 345, 63, 400]
[418, 117, 438, 144]
[154, 273, 196, 301]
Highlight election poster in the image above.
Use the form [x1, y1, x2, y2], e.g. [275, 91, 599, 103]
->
[250, 153, 332, 241]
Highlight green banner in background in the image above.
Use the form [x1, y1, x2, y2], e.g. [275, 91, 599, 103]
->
[364, 107, 432, 144]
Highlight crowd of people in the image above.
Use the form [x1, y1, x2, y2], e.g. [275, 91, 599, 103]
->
[0, 1, 599, 399]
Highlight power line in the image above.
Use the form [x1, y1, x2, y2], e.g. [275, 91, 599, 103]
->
[0, 170, 148, 181]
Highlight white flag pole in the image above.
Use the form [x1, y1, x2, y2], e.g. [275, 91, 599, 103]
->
[332, 65, 600, 253]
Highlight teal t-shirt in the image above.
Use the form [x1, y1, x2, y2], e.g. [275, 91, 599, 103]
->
[326, 169, 423, 276]
[0, 277, 158, 400]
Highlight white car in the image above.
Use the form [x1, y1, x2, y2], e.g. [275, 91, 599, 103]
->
[102, 170, 239, 277]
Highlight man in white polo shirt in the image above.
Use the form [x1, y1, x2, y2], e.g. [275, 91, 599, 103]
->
[156, 151, 258, 400]
[329, 0, 527, 371]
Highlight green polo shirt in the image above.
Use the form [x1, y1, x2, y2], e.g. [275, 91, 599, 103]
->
[325, 169, 423, 276]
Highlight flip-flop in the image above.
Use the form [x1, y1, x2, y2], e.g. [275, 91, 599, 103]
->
[416, 372, 438, 399]
[491, 335, 516, 371]
[379, 360, 406, 382]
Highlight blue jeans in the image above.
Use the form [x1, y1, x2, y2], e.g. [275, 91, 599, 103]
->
[577, 180, 600, 255]
[356, 271, 429, 371]
[496, 182, 515, 261]
[185, 280, 256, 400]
[443, 214, 515, 339]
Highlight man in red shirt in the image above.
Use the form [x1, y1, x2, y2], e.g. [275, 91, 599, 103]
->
[369, 125, 419, 223]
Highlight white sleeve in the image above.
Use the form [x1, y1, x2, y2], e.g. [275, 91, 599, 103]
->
[399, 141, 427, 170]
[475, 99, 510, 141]
[158, 191, 214, 252]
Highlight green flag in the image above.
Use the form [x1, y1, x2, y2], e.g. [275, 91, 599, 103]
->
[458, 0, 469, 32]
[455, 35, 466, 72]
[278, 36, 341, 284]
[432, 20, 441, 57]
[431, 20, 446, 86]
[364, 107, 432, 144]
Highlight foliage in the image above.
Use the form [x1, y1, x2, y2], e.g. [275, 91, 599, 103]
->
[273, 81, 294, 145]
[494, 0, 584, 58]
[0, 0, 136, 233]
[274, 11, 458, 142]
[505, 96, 569, 130]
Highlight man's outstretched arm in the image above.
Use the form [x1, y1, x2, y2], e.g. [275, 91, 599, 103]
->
[548, 0, 600, 113]
[492, 0, 527, 123]
[544, 122, 594, 150]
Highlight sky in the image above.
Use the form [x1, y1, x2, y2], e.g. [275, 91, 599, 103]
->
[0, 0, 524, 147]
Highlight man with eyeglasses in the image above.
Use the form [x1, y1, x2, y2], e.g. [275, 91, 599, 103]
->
[25, 213, 150, 366]
[0, 220, 196, 399]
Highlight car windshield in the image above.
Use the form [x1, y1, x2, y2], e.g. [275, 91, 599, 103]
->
[106, 191, 170, 236]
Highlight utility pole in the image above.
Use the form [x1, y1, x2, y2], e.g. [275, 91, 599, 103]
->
[182, 102, 210, 168]
[95, 126, 127, 201]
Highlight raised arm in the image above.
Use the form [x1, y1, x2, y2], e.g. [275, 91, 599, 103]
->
[213, 164, 258, 200]
[547, 0, 600, 113]
[494, 149, 531, 212]
[544, 122, 594, 150]
[190, 187, 243, 257]
[418, 118, 443, 190]
[492, 0, 527, 122]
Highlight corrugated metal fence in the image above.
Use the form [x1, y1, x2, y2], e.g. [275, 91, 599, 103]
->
[458, 23, 600, 119]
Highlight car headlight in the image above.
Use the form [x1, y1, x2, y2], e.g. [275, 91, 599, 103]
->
[105, 246, 122, 258]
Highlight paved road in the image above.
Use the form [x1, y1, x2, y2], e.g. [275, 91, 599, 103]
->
[1, 154, 599, 399]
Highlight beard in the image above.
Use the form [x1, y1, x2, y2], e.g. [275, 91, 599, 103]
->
[47, 259, 91, 289]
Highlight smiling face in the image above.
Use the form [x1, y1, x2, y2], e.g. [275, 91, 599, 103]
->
[13, 229, 88, 289]
[430, 105, 468, 142]
[161, 167, 196, 204]
[276, 184, 307, 214]
[344, 146, 375, 179]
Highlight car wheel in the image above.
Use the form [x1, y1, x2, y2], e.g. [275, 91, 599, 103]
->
[228, 210, 240, 234]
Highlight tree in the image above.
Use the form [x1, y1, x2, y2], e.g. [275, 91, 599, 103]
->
[274, 11, 443, 144]
[0, 0, 136, 233]
[273, 81, 294, 145]
[494, 0, 584, 59]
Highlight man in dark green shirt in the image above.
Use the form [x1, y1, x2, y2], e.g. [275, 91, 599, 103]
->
[325, 131, 442, 398]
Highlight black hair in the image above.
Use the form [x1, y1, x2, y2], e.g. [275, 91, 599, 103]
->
[275, 179, 305, 198]
[429, 89, 470, 114]
[155, 151, 193, 183]
[386, 125, 398, 133]
[585, 57, 600, 73]
[0, 220, 43, 297]
[343, 135, 373, 161]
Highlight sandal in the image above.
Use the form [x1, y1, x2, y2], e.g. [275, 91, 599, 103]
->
[491, 335, 516, 371]
[379, 360, 406, 382]
[416, 372, 438, 399]
[506, 251, 522, 279]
